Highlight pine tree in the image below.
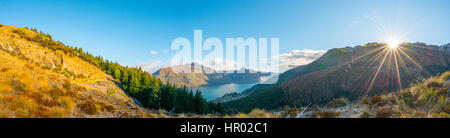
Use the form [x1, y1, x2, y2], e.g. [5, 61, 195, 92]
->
[11, 27, 227, 115]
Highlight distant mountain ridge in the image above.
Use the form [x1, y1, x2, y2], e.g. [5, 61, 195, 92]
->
[152, 63, 273, 87]
[225, 42, 450, 111]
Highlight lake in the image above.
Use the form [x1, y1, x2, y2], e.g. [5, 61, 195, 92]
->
[191, 83, 257, 101]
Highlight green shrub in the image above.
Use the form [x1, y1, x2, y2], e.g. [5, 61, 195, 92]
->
[417, 88, 441, 109]
[359, 110, 372, 118]
[9, 27, 223, 115]
[327, 97, 348, 108]
[397, 89, 420, 108]
[362, 96, 386, 107]
[436, 112, 450, 118]
[58, 97, 75, 111]
[375, 108, 394, 118]
[15, 108, 28, 118]
[440, 71, 450, 81]
[62, 80, 71, 91]
[425, 78, 443, 88]
[440, 104, 450, 114]
[50, 107, 67, 118]
[11, 79, 26, 91]
[107, 88, 116, 96]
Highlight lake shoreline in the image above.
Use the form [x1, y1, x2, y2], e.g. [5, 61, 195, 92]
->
[189, 83, 258, 101]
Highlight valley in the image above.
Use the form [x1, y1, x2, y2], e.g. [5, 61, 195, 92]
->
[0, 24, 448, 118]
[152, 63, 272, 87]
[0, 25, 225, 117]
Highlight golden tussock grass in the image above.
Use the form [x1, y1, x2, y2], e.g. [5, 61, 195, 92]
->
[312, 110, 341, 118]
[0, 25, 145, 118]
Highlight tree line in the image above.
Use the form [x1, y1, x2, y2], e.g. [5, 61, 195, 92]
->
[13, 27, 225, 114]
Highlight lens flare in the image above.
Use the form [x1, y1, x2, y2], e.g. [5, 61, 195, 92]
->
[387, 38, 400, 49]
[314, 40, 425, 99]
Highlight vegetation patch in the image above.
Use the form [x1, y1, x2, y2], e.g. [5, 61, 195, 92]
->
[62, 80, 71, 91]
[326, 97, 348, 108]
[375, 108, 394, 118]
[248, 109, 274, 118]
[104, 104, 116, 113]
[58, 97, 75, 111]
[440, 72, 450, 81]
[11, 79, 26, 92]
[425, 77, 443, 88]
[79, 101, 98, 115]
[312, 110, 341, 118]
[107, 88, 116, 96]
[6, 26, 225, 116]
[362, 96, 387, 107]
[440, 104, 450, 114]
[359, 110, 372, 118]
[1, 67, 8, 72]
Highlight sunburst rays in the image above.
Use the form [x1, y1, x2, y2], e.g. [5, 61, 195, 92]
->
[361, 42, 424, 98]
[313, 41, 424, 99]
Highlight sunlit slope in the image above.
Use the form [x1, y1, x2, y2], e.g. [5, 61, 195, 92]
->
[153, 63, 209, 87]
[358, 71, 450, 118]
[0, 24, 147, 118]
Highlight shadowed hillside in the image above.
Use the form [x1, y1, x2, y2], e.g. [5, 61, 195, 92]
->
[225, 42, 450, 112]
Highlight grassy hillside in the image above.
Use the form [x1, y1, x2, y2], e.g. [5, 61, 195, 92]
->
[0, 24, 225, 117]
[225, 42, 450, 111]
[361, 71, 449, 118]
[307, 72, 450, 118]
[225, 72, 449, 118]
[0, 24, 150, 118]
[281, 43, 449, 105]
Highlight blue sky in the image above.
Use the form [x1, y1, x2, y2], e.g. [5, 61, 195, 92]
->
[1, 0, 449, 72]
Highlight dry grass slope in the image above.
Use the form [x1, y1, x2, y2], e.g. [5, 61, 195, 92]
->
[0, 24, 152, 118]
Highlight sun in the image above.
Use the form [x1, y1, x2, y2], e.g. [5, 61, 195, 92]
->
[387, 38, 400, 49]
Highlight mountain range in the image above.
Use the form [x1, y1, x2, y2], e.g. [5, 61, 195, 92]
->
[152, 63, 272, 87]
[1, 24, 448, 117]
[224, 42, 450, 112]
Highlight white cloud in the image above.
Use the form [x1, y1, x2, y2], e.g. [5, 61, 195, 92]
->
[163, 49, 169, 53]
[150, 51, 158, 55]
[175, 59, 244, 73]
[200, 58, 245, 72]
[132, 60, 167, 74]
[278, 49, 326, 69]
[164, 49, 326, 73]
